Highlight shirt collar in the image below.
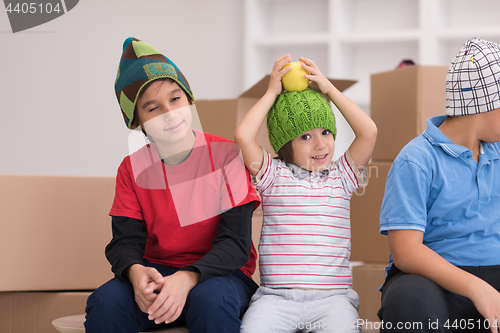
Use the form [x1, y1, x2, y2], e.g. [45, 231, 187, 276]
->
[287, 163, 329, 179]
[482, 142, 500, 162]
[423, 115, 470, 158]
[423, 116, 500, 162]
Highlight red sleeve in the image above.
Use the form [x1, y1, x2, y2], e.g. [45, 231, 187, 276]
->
[109, 157, 144, 220]
[206, 133, 260, 211]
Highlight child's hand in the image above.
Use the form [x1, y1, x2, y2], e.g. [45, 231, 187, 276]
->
[128, 264, 165, 314]
[267, 54, 292, 96]
[147, 270, 199, 325]
[300, 56, 334, 95]
[469, 281, 500, 333]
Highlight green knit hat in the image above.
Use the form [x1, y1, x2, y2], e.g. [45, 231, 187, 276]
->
[267, 89, 336, 154]
[114, 37, 195, 129]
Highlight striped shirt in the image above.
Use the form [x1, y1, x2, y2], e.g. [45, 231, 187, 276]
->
[255, 148, 363, 289]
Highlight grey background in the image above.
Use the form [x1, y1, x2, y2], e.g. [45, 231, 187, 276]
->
[0, 0, 245, 176]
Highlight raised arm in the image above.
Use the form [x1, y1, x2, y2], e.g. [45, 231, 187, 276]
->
[301, 57, 377, 168]
[234, 54, 292, 176]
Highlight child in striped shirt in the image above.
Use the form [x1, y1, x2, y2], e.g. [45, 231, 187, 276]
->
[235, 55, 377, 332]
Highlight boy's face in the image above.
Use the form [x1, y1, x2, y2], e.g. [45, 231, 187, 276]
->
[291, 127, 335, 172]
[136, 80, 192, 145]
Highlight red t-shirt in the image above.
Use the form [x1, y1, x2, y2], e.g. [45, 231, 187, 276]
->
[110, 130, 260, 278]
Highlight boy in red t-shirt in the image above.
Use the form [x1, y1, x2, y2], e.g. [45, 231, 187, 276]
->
[85, 37, 260, 333]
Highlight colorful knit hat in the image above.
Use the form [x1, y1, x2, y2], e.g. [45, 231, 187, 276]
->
[267, 89, 336, 154]
[446, 37, 500, 116]
[114, 37, 195, 128]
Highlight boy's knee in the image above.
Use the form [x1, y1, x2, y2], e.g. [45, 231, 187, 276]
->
[190, 279, 235, 306]
[379, 274, 447, 323]
[186, 277, 241, 318]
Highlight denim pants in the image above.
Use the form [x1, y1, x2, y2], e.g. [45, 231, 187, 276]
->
[85, 261, 258, 333]
[378, 265, 500, 332]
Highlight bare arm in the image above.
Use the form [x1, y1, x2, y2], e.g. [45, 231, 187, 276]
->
[389, 230, 500, 333]
[301, 57, 377, 168]
[234, 54, 292, 176]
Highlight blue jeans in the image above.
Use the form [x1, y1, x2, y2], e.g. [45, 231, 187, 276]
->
[85, 262, 258, 333]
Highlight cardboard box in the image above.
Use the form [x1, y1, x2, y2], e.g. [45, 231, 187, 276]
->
[0, 175, 115, 291]
[196, 75, 357, 154]
[371, 65, 448, 161]
[350, 162, 392, 263]
[0, 291, 90, 333]
[352, 263, 386, 324]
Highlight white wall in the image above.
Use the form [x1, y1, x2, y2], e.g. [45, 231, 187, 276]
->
[0, 0, 244, 176]
[4, 1, 499, 177]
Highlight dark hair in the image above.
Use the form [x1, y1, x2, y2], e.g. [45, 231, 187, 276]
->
[277, 140, 294, 164]
[130, 78, 193, 129]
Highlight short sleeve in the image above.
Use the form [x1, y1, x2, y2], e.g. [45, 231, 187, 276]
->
[109, 158, 144, 220]
[336, 150, 363, 195]
[379, 158, 431, 235]
[255, 147, 277, 195]
[210, 140, 261, 210]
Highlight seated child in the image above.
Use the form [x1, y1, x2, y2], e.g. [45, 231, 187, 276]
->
[235, 54, 377, 332]
[378, 37, 500, 333]
[85, 37, 260, 333]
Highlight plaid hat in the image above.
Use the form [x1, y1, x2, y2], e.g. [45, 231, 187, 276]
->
[446, 37, 500, 116]
[267, 89, 336, 154]
[114, 37, 195, 128]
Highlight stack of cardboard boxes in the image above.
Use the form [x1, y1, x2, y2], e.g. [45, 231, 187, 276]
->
[0, 175, 116, 333]
[350, 65, 450, 324]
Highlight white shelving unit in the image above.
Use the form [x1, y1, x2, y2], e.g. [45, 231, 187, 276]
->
[244, 0, 500, 110]
[243, 0, 500, 158]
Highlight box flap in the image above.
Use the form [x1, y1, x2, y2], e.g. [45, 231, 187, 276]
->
[240, 75, 357, 99]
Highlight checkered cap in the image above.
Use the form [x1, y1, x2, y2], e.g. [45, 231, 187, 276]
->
[114, 37, 195, 128]
[446, 37, 500, 116]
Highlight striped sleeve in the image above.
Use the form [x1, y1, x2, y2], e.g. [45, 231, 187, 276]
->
[337, 149, 365, 194]
[255, 147, 277, 195]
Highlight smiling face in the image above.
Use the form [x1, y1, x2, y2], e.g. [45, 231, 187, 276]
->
[290, 127, 335, 172]
[136, 79, 193, 146]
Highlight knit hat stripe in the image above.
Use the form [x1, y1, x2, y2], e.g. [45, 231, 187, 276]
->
[119, 92, 135, 122]
[115, 58, 150, 94]
[163, 55, 192, 96]
[131, 40, 162, 58]
[122, 37, 134, 53]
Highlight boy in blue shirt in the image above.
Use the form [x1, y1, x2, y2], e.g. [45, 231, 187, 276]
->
[378, 38, 500, 332]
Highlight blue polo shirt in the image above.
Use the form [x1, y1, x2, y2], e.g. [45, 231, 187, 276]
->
[380, 115, 500, 267]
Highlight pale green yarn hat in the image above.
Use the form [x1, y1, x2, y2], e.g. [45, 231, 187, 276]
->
[267, 89, 336, 154]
